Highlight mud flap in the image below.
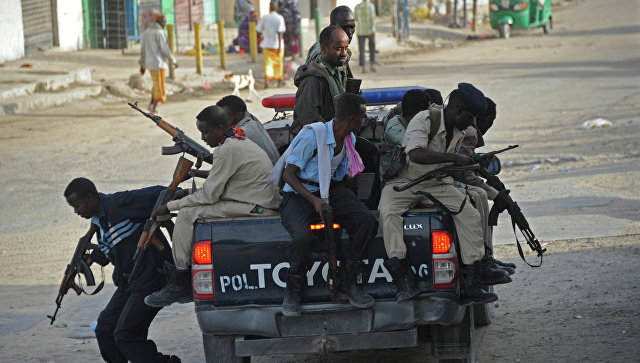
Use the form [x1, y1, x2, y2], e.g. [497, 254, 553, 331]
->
[431, 306, 475, 362]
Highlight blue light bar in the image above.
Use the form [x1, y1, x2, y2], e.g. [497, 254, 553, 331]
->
[361, 86, 428, 106]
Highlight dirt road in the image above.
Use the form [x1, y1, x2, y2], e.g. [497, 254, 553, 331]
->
[0, 0, 638, 361]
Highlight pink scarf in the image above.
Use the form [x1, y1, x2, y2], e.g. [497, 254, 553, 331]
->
[345, 135, 364, 177]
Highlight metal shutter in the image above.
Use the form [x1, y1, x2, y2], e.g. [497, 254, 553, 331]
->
[21, 0, 55, 53]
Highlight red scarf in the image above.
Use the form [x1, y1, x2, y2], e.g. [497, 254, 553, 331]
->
[220, 126, 246, 144]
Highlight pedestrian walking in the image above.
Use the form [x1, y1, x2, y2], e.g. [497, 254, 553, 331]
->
[354, 0, 377, 73]
[257, 1, 286, 88]
[138, 14, 178, 113]
[277, 0, 301, 58]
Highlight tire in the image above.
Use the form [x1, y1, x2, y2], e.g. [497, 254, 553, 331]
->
[431, 306, 475, 362]
[499, 23, 511, 39]
[543, 20, 551, 34]
[202, 334, 249, 363]
[474, 285, 495, 326]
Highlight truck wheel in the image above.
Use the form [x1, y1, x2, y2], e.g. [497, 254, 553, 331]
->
[499, 23, 511, 39]
[431, 306, 475, 362]
[202, 334, 250, 363]
[474, 285, 495, 326]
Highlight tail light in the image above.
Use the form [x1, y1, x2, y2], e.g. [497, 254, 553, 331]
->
[431, 230, 457, 289]
[192, 240, 214, 300]
[310, 223, 341, 230]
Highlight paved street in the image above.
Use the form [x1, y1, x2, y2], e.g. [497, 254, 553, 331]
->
[0, 0, 638, 361]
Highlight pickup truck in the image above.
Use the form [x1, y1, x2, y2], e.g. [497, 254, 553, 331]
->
[189, 87, 496, 363]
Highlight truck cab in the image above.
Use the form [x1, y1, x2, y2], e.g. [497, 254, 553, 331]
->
[190, 87, 495, 362]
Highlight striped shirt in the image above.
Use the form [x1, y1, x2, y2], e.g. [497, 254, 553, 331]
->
[355, 0, 376, 36]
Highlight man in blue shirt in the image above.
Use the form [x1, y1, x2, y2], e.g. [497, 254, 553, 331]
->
[280, 93, 377, 317]
[64, 178, 179, 363]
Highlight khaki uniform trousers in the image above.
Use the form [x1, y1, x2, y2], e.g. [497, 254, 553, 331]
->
[379, 179, 485, 265]
[171, 200, 277, 268]
[465, 185, 493, 250]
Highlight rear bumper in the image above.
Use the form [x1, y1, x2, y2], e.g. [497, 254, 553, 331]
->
[195, 292, 465, 337]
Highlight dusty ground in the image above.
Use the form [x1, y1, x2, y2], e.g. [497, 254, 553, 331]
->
[0, 0, 638, 361]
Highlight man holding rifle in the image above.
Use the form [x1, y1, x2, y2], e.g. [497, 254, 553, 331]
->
[63, 177, 180, 363]
[145, 105, 282, 307]
[378, 83, 510, 304]
[277, 93, 377, 317]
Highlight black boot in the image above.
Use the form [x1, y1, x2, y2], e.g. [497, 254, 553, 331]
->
[460, 265, 498, 305]
[473, 260, 512, 285]
[485, 247, 517, 269]
[384, 257, 420, 302]
[336, 260, 375, 308]
[483, 254, 516, 275]
[282, 274, 304, 317]
[144, 264, 193, 307]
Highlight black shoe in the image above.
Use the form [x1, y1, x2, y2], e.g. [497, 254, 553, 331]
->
[485, 247, 517, 269]
[145, 268, 193, 307]
[336, 260, 375, 308]
[282, 274, 304, 317]
[384, 257, 421, 302]
[482, 255, 516, 275]
[474, 260, 511, 285]
[461, 286, 498, 305]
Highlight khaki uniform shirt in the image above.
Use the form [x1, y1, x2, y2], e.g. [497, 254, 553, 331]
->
[167, 138, 281, 212]
[399, 109, 466, 183]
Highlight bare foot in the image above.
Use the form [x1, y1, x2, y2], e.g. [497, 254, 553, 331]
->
[370, 65, 377, 72]
[361, 67, 368, 74]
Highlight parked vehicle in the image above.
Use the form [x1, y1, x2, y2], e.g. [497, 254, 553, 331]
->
[489, 0, 553, 39]
[191, 87, 497, 362]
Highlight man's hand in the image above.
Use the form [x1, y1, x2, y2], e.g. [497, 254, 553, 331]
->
[174, 62, 179, 69]
[371, 32, 375, 40]
[453, 154, 475, 166]
[152, 204, 170, 219]
[493, 189, 514, 212]
[139, 66, 145, 75]
[312, 197, 327, 219]
[172, 189, 190, 200]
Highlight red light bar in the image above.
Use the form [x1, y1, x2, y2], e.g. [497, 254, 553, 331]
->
[310, 223, 341, 230]
[262, 93, 296, 110]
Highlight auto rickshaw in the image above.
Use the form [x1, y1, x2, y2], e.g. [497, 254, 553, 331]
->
[489, 0, 552, 39]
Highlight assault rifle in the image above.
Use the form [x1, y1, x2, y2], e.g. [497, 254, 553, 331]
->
[322, 204, 338, 296]
[471, 147, 546, 267]
[127, 156, 194, 285]
[128, 101, 212, 169]
[393, 164, 480, 192]
[48, 224, 104, 325]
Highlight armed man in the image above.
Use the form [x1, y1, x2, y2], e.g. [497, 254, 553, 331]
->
[64, 177, 180, 363]
[276, 93, 377, 317]
[144, 105, 282, 307]
[378, 83, 511, 304]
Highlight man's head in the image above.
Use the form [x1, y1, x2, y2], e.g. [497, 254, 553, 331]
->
[216, 95, 247, 126]
[154, 13, 166, 28]
[444, 83, 487, 131]
[335, 93, 367, 133]
[476, 97, 496, 135]
[424, 88, 443, 106]
[269, 0, 278, 12]
[64, 177, 100, 219]
[196, 105, 230, 148]
[401, 89, 430, 121]
[330, 6, 356, 41]
[320, 25, 350, 67]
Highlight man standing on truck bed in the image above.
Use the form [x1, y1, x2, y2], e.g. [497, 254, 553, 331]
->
[64, 178, 180, 363]
[145, 105, 282, 307]
[278, 93, 377, 317]
[291, 25, 350, 135]
[379, 83, 510, 304]
[305, 6, 355, 78]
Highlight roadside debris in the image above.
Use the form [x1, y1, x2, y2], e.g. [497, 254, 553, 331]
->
[581, 118, 612, 129]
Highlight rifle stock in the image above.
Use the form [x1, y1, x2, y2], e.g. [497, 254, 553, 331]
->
[127, 156, 194, 285]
